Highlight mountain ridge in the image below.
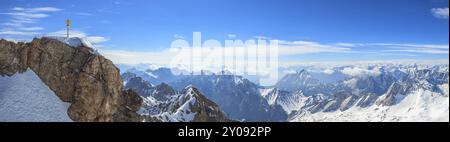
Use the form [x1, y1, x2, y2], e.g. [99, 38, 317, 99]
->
[0, 37, 142, 122]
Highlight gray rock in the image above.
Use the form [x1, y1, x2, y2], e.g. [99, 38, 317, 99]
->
[0, 38, 142, 122]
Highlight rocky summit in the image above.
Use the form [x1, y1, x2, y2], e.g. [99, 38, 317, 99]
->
[0, 37, 142, 122]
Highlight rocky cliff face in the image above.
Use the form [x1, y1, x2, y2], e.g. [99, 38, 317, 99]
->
[139, 85, 232, 122]
[0, 37, 142, 122]
[122, 73, 231, 122]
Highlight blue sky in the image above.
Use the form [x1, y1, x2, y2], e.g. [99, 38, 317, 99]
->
[0, 0, 448, 65]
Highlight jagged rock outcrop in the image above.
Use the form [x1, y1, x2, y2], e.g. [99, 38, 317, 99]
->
[123, 73, 232, 122]
[153, 83, 177, 101]
[123, 75, 177, 101]
[113, 89, 143, 122]
[169, 74, 288, 121]
[180, 86, 230, 122]
[139, 85, 232, 122]
[0, 37, 142, 122]
[376, 82, 404, 106]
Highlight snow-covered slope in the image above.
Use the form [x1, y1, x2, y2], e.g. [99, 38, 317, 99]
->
[47, 36, 94, 48]
[0, 70, 72, 122]
[121, 68, 287, 122]
[46, 36, 100, 55]
[139, 86, 229, 122]
[290, 89, 449, 122]
[276, 69, 326, 95]
[259, 88, 306, 114]
[169, 74, 288, 121]
[141, 87, 199, 122]
[284, 64, 449, 122]
[121, 63, 449, 122]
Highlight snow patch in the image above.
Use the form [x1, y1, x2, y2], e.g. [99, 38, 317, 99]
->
[290, 89, 449, 122]
[0, 70, 73, 122]
[146, 72, 158, 78]
[341, 67, 381, 77]
[47, 36, 93, 48]
[322, 69, 335, 75]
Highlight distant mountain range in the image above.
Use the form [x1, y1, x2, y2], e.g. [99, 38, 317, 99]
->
[120, 63, 449, 122]
[122, 70, 286, 122]
[0, 37, 448, 122]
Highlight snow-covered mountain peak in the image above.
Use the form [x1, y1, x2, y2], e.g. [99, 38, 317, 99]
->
[46, 36, 93, 48]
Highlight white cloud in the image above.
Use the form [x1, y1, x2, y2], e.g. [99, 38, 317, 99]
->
[385, 49, 449, 54]
[278, 40, 352, 55]
[334, 42, 361, 47]
[87, 36, 109, 44]
[1, 12, 48, 19]
[98, 38, 449, 77]
[330, 42, 449, 54]
[100, 39, 449, 67]
[0, 7, 63, 38]
[19, 27, 44, 31]
[3, 22, 24, 27]
[0, 31, 40, 36]
[279, 59, 449, 69]
[341, 67, 381, 77]
[322, 69, 335, 75]
[12, 7, 63, 13]
[98, 39, 352, 67]
[370, 43, 449, 54]
[10, 18, 36, 24]
[431, 7, 449, 19]
[371, 43, 449, 50]
[99, 49, 179, 65]
[48, 30, 109, 45]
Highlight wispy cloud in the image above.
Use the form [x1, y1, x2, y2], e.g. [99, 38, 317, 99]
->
[0, 7, 63, 37]
[334, 42, 358, 47]
[99, 38, 353, 65]
[279, 59, 449, 69]
[370, 43, 449, 50]
[48, 30, 109, 45]
[0, 31, 40, 36]
[12, 7, 62, 13]
[278, 40, 352, 55]
[2, 12, 49, 19]
[3, 22, 25, 27]
[431, 7, 449, 19]
[328, 42, 449, 54]
[19, 27, 44, 31]
[384, 49, 449, 54]
[370, 43, 449, 54]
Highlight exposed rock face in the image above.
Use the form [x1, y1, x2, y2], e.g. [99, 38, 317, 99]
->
[0, 38, 142, 122]
[180, 86, 230, 122]
[169, 74, 288, 121]
[153, 83, 177, 101]
[123, 72, 178, 101]
[113, 89, 143, 122]
[139, 85, 232, 122]
[123, 73, 232, 122]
